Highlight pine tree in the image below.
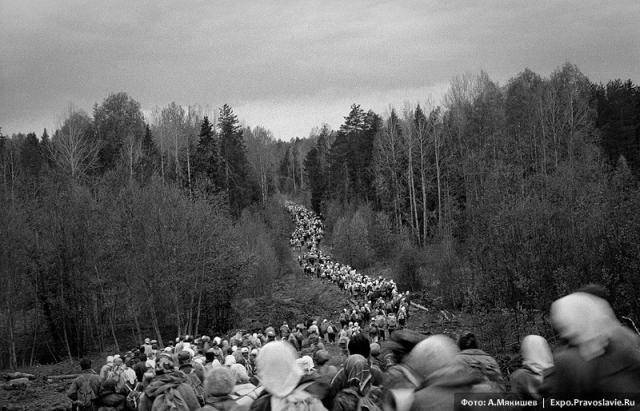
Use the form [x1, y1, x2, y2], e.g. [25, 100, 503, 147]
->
[134, 123, 158, 185]
[192, 116, 219, 191]
[218, 104, 256, 215]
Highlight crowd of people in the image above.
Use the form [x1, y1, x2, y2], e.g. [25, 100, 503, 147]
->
[65, 202, 640, 411]
[286, 201, 412, 340]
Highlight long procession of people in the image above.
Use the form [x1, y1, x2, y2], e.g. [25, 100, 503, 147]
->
[66, 202, 640, 411]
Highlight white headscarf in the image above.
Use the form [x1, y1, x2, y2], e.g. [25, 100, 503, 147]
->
[551, 292, 619, 361]
[521, 335, 553, 375]
[406, 334, 459, 380]
[256, 341, 302, 398]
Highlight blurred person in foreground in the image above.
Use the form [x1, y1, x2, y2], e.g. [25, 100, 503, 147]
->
[541, 291, 640, 402]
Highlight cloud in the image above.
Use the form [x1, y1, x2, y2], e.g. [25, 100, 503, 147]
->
[1, 0, 639, 138]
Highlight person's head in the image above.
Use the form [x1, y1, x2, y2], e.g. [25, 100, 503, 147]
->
[550, 292, 618, 360]
[406, 335, 459, 380]
[205, 350, 215, 363]
[155, 354, 175, 374]
[101, 378, 117, 393]
[138, 353, 147, 362]
[348, 333, 371, 358]
[256, 341, 303, 398]
[203, 367, 235, 397]
[457, 332, 478, 350]
[370, 343, 381, 358]
[230, 363, 250, 384]
[114, 357, 123, 367]
[80, 358, 92, 370]
[224, 355, 236, 367]
[178, 350, 192, 366]
[314, 350, 330, 366]
[344, 354, 370, 386]
[296, 356, 315, 375]
[520, 335, 554, 375]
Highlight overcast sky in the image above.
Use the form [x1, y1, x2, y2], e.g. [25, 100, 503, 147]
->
[1, 1, 639, 140]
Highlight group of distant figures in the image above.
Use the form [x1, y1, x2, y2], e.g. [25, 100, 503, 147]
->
[286, 201, 412, 340]
[64, 202, 640, 410]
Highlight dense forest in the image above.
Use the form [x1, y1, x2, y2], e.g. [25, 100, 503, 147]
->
[1, 63, 639, 369]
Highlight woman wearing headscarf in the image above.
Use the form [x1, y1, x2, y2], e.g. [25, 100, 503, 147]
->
[407, 335, 493, 411]
[249, 341, 327, 411]
[510, 335, 553, 400]
[541, 292, 640, 398]
[331, 354, 381, 411]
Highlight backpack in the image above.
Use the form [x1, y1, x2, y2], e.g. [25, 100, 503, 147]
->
[277, 382, 327, 411]
[182, 368, 204, 405]
[76, 375, 98, 410]
[335, 375, 382, 411]
[388, 316, 397, 327]
[152, 387, 190, 411]
[125, 382, 142, 410]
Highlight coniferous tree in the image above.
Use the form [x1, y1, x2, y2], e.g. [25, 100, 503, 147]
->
[20, 132, 42, 178]
[134, 124, 158, 185]
[192, 116, 219, 192]
[218, 104, 256, 215]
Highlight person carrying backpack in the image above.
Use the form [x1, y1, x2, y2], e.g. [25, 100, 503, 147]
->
[138, 354, 201, 411]
[455, 332, 505, 391]
[397, 308, 406, 329]
[331, 354, 382, 411]
[198, 367, 248, 411]
[179, 350, 206, 406]
[249, 341, 327, 411]
[387, 313, 397, 336]
[67, 358, 102, 411]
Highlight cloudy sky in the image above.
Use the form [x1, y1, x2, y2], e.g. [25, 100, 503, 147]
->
[1, 1, 639, 140]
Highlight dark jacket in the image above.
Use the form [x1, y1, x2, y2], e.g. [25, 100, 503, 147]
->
[138, 371, 201, 411]
[67, 369, 102, 411]
[410, 364, 495, 411]
[541, 326, 640, 403]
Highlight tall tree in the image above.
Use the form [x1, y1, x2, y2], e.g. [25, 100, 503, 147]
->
[218, 104, 256, 215]
[50, 110, 98, 180]
[93, 92, 145, 175]
[192, 116, 219, 191]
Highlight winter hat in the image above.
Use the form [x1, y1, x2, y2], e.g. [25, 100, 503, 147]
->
[204, 367, 235, 396]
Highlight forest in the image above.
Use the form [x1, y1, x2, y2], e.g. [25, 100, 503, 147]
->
[1, 62, 639, 369]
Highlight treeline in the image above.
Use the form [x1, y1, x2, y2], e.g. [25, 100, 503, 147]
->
[2, 62, 639, 368]
[279, 63, 640, 326]
[0, 96, 292, 369]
